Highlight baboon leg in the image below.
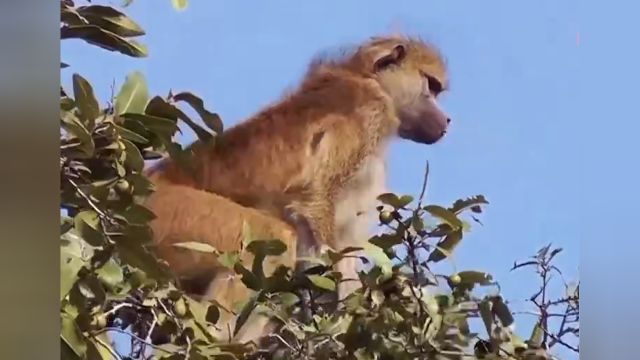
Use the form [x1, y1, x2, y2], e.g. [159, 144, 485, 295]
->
[145, 182, 297, 342]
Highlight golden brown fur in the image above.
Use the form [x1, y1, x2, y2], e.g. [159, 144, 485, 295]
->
[145, 34, 450, 342]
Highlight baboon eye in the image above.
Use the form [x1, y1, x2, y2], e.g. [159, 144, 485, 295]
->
[421, 72, 443, 95]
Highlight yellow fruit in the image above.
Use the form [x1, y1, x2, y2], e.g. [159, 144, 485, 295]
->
[379, 211, 393, 224]
[174, 299, 187, 317]
[450, 274, 462, 285]
[114, 179, 131, 194]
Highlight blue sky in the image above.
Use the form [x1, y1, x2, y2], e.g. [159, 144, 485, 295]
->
[59, 0, 608, 358]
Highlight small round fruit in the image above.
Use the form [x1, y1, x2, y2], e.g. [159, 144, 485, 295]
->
[174, 299, 187, 317]
[114, 179, 131, 194]
[450, 274, 462, 285]
[379, 211, 393, 224]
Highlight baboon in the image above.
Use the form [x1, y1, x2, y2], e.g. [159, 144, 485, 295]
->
[145, 34, 451, 342]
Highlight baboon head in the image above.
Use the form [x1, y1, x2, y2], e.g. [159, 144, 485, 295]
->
[356, 36, 451, 144]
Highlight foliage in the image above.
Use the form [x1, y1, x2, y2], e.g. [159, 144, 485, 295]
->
[60, 1, 579, 359]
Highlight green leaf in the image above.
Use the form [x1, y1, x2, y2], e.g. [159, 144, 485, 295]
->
[172, 242, 218, 253]
[528, 321, 544, 346]
[218, 251, 240, 269]
[61, 313, 87, 358]
[122, 113, 179, 135]
[457, 271, 494, 286]
[61, 25, 148, 57]
[120, 204, 156, 224]
[369, 233, 403, 250]
[363, 243, 393, 276]
[120, 139, 145, 171]
[427, 229, 463, 263]
[145, 96, 179, 120]
[172, 106, 213, 142]
[377, 193, 413, 209]
[115, 235, 169, 281]
[173, 91, 223, 133]
[448, 195, 489, 214]
[74, 210, 105, 246]
[77, 5, 145, 37]
[491, 296, 514, 327]
[233, 292, 260, 337]
[423, 205, 463, 229]
[96, 259, 124, 289]
[61, 252, 84, 301]
[307, 275, 336, 291]
[115, 71, 149, 115]
[61, 5, 88, 26]
[171, 0, 189, 11]
[115, 124, 149, 144]
[72, 73, 100, 127]
[61, 112, 95, 157]
[478, 299, 493, 336]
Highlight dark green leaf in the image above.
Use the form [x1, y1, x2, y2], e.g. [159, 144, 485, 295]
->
[115, 124, 148, 144]
[61, 25, 148, 57]
[448, 195, 489, 214]
[491, 296, 514, 327]
[73, 210, 105, 246]
[427, 229, 462, 263]
[120, 203, 156, 224]
[77, 5, 145, 37]
[120, 139, 145, 171]
[369, 233, 403, 250]
[246, 239, 287, 257]
[115, 71, 149, 115]
[145, 96, 179, 121]
[478, 299, 493, 336]
[173, 91, 223, 133]
[122, 113, 179, 135]
[173, 107, 213, 142]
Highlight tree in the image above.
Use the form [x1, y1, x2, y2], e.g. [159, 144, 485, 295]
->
[59, 1, 579, 359]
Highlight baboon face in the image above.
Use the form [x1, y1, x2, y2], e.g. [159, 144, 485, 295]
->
[369, 38, 451, 145]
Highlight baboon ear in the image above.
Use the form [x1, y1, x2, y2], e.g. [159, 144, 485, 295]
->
[373, 44, 406, 72]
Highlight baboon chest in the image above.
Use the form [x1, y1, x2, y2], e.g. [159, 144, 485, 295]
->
[334, 152, 386, 241]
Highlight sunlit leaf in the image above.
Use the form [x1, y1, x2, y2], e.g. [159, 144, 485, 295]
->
[172, 241, 218, 253]
[308, 275, 336, 291]
[77, 5, 145, 37]
[115, 71, 149, 115]
[377, 193, 413, 209]
[423, 205, 463, 229]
